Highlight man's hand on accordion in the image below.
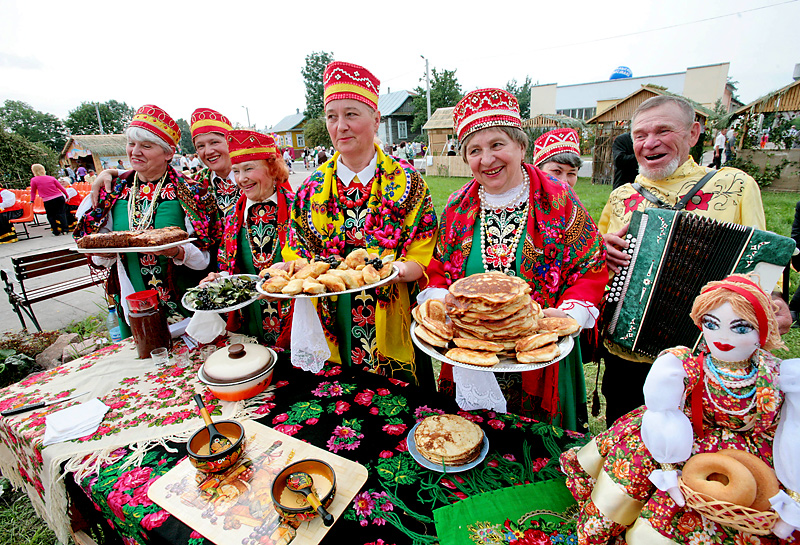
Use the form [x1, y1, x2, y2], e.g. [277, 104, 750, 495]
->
[603, 224, 631, 273]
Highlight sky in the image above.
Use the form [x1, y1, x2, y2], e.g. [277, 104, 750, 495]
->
[1, 0, 798, 131]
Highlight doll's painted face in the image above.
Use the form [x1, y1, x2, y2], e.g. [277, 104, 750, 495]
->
[701, 302, 760, 362]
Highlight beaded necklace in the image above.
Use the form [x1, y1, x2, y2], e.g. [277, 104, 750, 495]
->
[128, 172, 168, 231]
[335, 175, 371, 208]
[704, 354, 757, 399]
[479, 168, 529, 274]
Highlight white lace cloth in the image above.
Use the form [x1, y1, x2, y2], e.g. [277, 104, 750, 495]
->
[290, 298, 330, 373]
[453, 366, 507, 413]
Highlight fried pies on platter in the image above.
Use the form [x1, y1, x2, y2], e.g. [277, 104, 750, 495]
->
[413, 414, 484, 467]
[256, 248, 396, 297]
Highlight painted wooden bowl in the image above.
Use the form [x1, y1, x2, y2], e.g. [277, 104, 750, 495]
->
[270, 459, 337, 522]
[186, 420, 245, 473]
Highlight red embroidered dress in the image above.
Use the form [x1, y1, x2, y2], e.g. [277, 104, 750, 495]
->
[218, 183, 293, 347]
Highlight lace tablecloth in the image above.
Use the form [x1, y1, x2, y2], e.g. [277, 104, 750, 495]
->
[0, 337, 271, 543]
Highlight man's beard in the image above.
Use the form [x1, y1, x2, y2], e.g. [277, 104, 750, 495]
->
[639, 156, 681, 180]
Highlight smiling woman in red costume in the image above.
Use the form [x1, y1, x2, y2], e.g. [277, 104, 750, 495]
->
[424, 88, 607, 430]
[200, 130, 293, 347]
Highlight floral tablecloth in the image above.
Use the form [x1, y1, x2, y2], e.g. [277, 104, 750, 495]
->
[0, 337, 271, 544]
[70, 355, 586, 545]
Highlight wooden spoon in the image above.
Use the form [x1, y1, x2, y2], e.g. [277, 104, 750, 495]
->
[193, 394, 232, 454]
[286, 471, 334, 526]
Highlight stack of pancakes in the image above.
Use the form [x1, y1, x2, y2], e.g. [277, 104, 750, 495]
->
[445, 273, 542, 360]
[413, 414, 484, 466]
[515, 317, 580, 363]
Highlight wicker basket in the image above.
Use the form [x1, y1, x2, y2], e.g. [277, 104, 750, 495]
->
[678, 478, 779, 535]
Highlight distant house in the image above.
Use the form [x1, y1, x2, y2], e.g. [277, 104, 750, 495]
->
[60, 134, 128, 173]
[421, 107, 456, 157]
[377, 90, 418, 146]
[271, 110, 306, 158]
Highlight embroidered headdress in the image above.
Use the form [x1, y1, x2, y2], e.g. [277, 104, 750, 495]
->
[191, 108, 232, 141]
[453, 88, 521, 144]
[226, 130, 278, 164]
[323, 61, 380, 110]
[533, 128, 581, 166]
[129, 104, 180, 148]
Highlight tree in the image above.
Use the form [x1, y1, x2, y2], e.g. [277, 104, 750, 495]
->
[176, 118, 195, 154]
[411, 68, 463, 133]
[0, 100, 69, 152]
[303, 117, 332, 148]
[0, 123, 59, 186]
[64, 100, 135, 135]
[302, 51, 335, 119]
[505, 76, 534, 119]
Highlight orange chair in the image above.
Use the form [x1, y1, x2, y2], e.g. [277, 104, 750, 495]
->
[32, 196, 46, 226]
[10, 202, 41, 240]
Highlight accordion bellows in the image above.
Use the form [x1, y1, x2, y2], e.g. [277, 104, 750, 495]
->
[605, 209, 795, 358]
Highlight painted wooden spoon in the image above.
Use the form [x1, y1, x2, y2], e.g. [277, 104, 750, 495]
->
[286, 471, 334, 526]
[193, 394, 232, 454]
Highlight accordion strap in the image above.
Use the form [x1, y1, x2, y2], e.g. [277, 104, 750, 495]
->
[632, 170, 717, 211]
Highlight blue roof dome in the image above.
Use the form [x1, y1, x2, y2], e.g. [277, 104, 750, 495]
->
[610, 66, 633, 80]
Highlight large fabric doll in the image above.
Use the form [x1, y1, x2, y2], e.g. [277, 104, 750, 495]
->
[560, 274, 800, 544]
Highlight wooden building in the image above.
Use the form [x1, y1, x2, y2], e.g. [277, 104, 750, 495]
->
[377, 90, 418, 146]
[271, 111, 306, 158]
[60, 134, 128, 174]
[586, 86, 708, 185]
[732, 78, 800, 148]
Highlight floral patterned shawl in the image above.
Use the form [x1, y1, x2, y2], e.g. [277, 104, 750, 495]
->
[284, 145, 438, 366]
[425, 164, 607, 418]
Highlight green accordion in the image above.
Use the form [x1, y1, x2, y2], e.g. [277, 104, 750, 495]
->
[604, 208, 795, 358]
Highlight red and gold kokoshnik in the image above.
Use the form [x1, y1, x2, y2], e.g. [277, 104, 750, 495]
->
[323, 61, 380, 110]
[453, 88, 521, 144]
[533, 128, 581, 166]
[226, 130, 278, 165]
[190, 108, 232, 140]
[130, 104, 181, 148]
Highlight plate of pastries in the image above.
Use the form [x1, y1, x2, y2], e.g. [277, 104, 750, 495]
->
[411, 272, 578, 372]
[76, 226, 195, 253]
[256, 249, 398, 298]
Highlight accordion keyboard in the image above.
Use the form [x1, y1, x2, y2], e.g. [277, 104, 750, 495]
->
[607, 233, 637, 303]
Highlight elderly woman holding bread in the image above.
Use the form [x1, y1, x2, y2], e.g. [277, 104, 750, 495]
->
[284, 61, 438, 386]
[560, 274, 800, 544]
[74, 105, 220, 336]
[200, 130, 294, 347]
[423, 89, 607, 430]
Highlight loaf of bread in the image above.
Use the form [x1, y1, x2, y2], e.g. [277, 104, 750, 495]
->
[77, 226, 189, 249]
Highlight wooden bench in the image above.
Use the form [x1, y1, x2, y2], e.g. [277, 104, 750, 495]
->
[1, 248, 108, 331]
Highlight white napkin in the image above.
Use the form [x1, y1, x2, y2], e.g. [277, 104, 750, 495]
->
[42, 398, 109, 446]
[186, 312, 227, 344]
[290, 298, 331, 373]
[452, 366, 507, 413]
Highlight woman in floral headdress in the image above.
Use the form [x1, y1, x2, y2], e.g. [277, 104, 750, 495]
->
[75, 104, 221, 337]
[200, 130, 294, 347]
[285, 61, 438, 387]
[560, 274, 800, 544]
[533, 128, 583, 188]
[424, 89, 607, 430]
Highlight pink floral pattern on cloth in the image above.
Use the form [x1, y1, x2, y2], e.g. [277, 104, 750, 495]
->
[560, 347, 794, 544]
[0, 337, 268, 544]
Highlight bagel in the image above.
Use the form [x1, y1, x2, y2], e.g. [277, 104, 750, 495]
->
[682, 452, 757, 507]
[718, 449, 780, 511]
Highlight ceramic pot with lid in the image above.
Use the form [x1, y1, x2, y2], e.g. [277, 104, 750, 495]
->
[198, 343, 276, 401]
